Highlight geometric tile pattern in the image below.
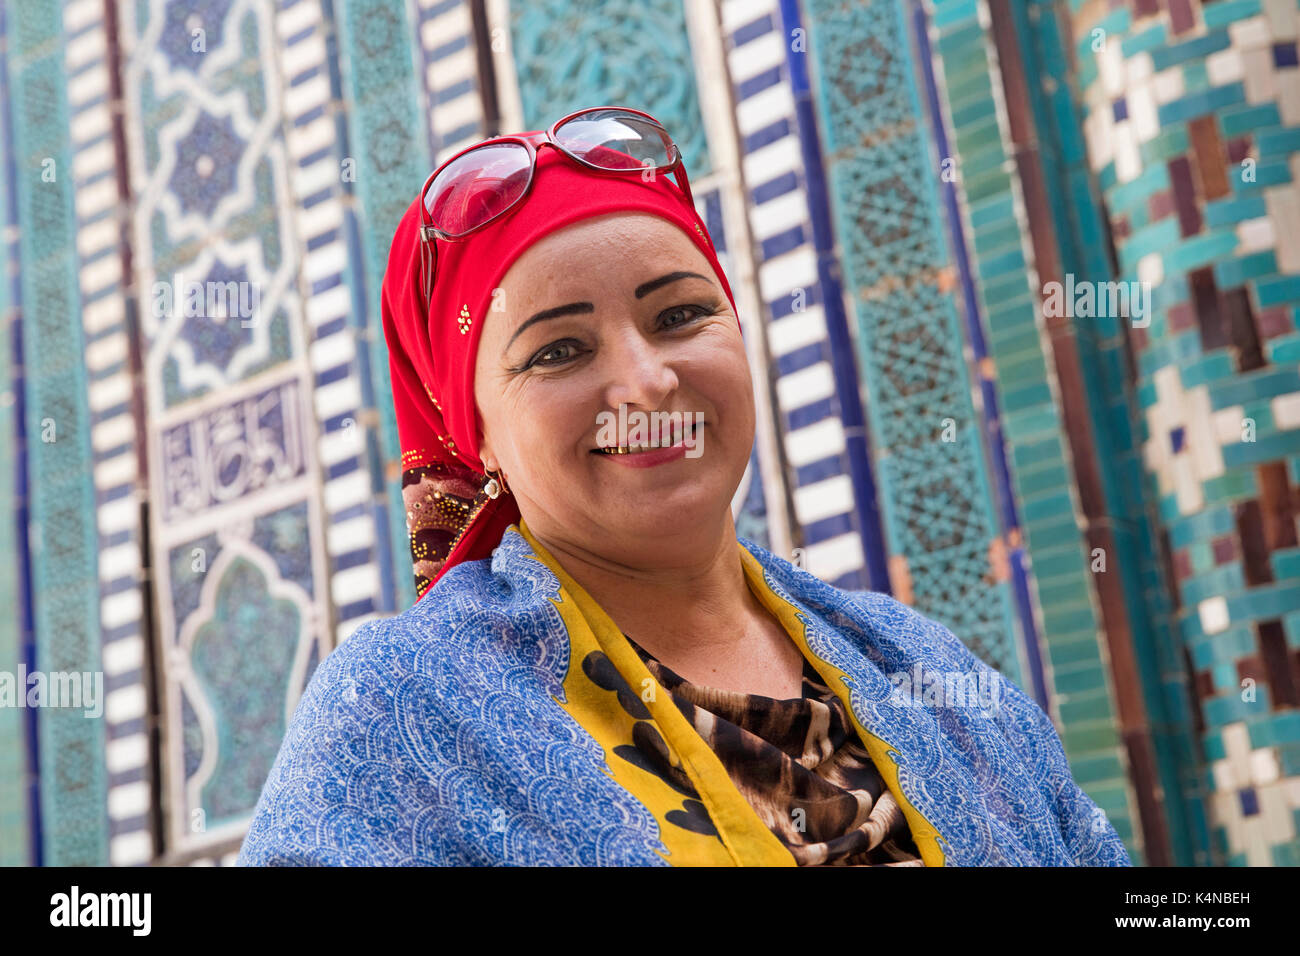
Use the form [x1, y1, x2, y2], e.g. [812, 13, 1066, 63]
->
[5, 0, 115, 867]
[0, 0, 31, 867]
[802, 0, 1022, 678]
[927, 0, 1149, 864]
[1073, 0, 1300, 866]
[718, 0, 878, 589]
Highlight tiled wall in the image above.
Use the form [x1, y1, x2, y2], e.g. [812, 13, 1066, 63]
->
[1072, 0, 1300, 866]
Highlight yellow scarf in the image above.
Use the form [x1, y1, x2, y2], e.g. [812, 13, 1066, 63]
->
[516, 519, 945, 867]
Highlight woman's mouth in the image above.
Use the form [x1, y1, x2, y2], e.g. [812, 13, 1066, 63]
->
[592, 420, 703, 460]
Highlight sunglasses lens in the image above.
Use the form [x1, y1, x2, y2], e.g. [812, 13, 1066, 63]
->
[425, 142, 531, 236]
[555, 109, 676, 172]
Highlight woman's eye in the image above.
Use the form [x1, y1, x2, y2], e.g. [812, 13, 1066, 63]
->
[530, 341, 581, 367]
[662, 305, 708, 328]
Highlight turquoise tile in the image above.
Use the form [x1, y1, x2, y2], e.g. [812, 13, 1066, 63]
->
[1256, 274, 1300, 307]
[1203, 470, 1260, 504]
[1055, 664, 1109, 696]
[1182, 62, 1211, 93]
[1211, 662, 1240, 692]
[1222, 428, 1300, 466]
[1019, 489, 1073, 522]
[1189, 626, 1257, 668]
[1257, 126, 1300, 157]
[1272, 547, 1300, 580]
[933, 0, 980, 28]
[1180, 563, 1245, 606]
[1269, 333, 1300, 364]
[1074, 7, 1131, 58]
[972, 219, 1023, 256]
[987, 322, 1040, 355]
[951, 95, 999, 129]
[1015, 461, 1071, 498]
[1029, 546, 1087, 579]
[996, 351, 1048, 384]
[1108, 162, 1169, 215]
[1150, 30, 1231, 73]
[1122, 22, 1167, 57]
[1179, 350, 1235, 389]
[1098, 160, 1116, 193]
[1169, 505, 1235, 549]
[1204, 195, 1267, 228]
[1119, 217, 1181, 271]
[1225, 582, 1300, 622]
[1136, 329, 1201, 379]
[936, 21, 983, 56]
[1202, 0, 1261, 29]
[1204, 690, 1269, 726]
[1158, 82, 1245, 127]
[1051, 638, 1110, 670]
[1220, 102, 1282, 138]
[1233, 158, 1292, 192]
[1140, 124, 1190, 165]
[1211, 368, 1300, 409]
[1213, 250, 1276, 287]
[1163, 230, 1241, 274]
[981, 246, 1027, 275]
[999, 380, 1053, 412]
[1013, 436, 1065, 470]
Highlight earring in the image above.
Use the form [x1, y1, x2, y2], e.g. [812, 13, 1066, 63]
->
[484, 467, 509, 499]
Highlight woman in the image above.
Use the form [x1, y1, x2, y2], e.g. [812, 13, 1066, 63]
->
[238, 107, 1131, 867]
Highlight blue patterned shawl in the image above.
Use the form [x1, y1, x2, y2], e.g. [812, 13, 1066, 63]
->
[238, 522, 1131, 866]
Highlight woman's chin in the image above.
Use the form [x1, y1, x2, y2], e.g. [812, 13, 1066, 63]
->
[588, 492, 728, 537]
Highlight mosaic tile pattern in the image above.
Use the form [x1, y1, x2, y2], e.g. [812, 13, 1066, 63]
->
[800, 0, 1024, 679]
[1073, 0, 1300, 866]
[4, 0, 112, 866]
[929, 0, 1151, 864]
[719, 0, 876, 586]
[0, 0, 28, 867]
[1024, 0, 1208, 868]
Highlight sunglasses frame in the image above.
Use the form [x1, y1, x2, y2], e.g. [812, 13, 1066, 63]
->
[417, 105, 694, 304]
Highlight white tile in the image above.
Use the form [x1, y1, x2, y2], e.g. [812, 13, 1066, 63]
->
[1198, 596, 1230, 635]
[1272, 391, 1300, 430]
[1207, 48, 1245, 86]
[793, 475, 853, 525]
[776, 361, 835, 411]
[784, 417, 844, 467]
[767, 307, 828, 357]
[802, 533, 864, 582]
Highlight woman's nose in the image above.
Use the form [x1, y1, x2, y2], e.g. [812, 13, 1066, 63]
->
[603, 329, 678, 410]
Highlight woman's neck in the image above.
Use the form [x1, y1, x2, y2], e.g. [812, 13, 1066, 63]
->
[523, 512, 760, 665]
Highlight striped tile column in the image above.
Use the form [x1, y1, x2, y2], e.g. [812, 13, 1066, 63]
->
[275, 0, 392, 637]
[64, 0, 153, 867]
[414, 0, 488, 162]
[720, 0, 878, 589]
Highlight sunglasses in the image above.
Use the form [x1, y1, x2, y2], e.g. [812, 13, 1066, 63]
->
[417, 106, 694, 304]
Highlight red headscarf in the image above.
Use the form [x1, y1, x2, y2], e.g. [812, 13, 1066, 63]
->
[381, 137, 740, 602]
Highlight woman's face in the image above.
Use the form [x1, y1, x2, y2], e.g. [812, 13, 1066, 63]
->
[473, 212, 755, 565]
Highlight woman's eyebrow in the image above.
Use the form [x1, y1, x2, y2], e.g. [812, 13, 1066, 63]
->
[504, 271, 713, 353]
[634, 271, 711, 298]
[505, 302, 595, 352]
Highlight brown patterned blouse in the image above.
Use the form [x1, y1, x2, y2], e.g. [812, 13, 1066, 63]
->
[623, 634, 925, 866]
